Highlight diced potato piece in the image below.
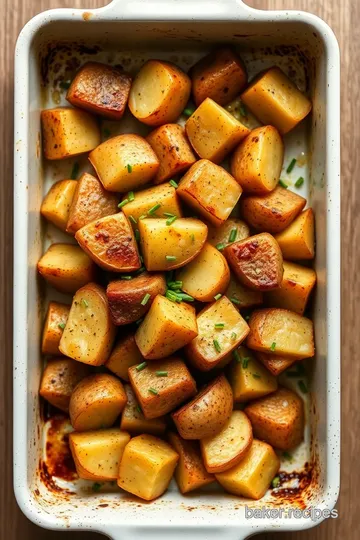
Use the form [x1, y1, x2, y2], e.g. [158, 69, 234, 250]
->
[39, 358, 89, 412]
[41, 179, 77, 232]
[41, 107, 101, 160]
[129, 60, 191, 126]
[216, 439, 280, 499]
[128, 356, 196, 419]
[177, 160, 242, 227]
[245, 387, 304, 450]
[185, 98, 250, 163]
[66, 62, 132, 120]
[75, 213, 141, 272]
[66, 173, 118, 234]
[107, 272, 166, 325]
[266, 261, 316, 315]
[69, 373, 127, 431]
[69, 429, 130, 480]
[191, 47, 247, 107]
[89, 134, 159, 192]
[176, 243, 230, 302]
[275, 208, 315, 260]
[201, 411, 253, 473]
[228, 346, 278, 402]
[37, 243, 96, 293]
[146, 124, 197, 184]
[241, 67, 312, 135]
[139, 218, 208, 271]
[41, 301, 70, 355]
[246, 308, 315, 359]
[168, 432, 214, 493]
[255, 352, 297, 376]
[118, 434, 179, 501]
[225, 274, 263, 310]
[240, 186, 306, 233]
[207, 218, 250, 248]
[59, 283, 116, 366]
[186, 296, 249, 371]
[105, 332, 143, 381]
[122, 183, 182, 230]
[172, 374, 233, 439]
[120, 384, 166, 435]
[224, 233, 283, 291]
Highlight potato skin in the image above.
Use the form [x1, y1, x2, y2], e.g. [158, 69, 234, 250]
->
[41, 301, 70, 355]
[255, 352, 297, 376]
[41, 179, 77, 232]
[105, 332, 143, 381]
[120, 384, 166, 435]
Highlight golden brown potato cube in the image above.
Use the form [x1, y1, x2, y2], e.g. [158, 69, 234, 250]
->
[106, 272, 166, 325]
[41, 107, 100, 160]
[224, 233, 283, 291]
[207, 218, 250, 249]
[216, 439, 280, 499]
[231, 126, 284, 194]
[146, 124, 197, 184]
[41, 301, 70, 355]
[266, 261, 316, 315]
[245, 387, 305, 450]
[241, 67, 312, 135]
[117, 434, 179, 501]
[89, 134, 159, 193]
[66, 173, 118, 234]
[191, 47, 247, 107]
[129, 60, 191, 126]
[246, 308, 314, 359]
[172, 374, 233, 440]
[59, 283, 116, 366]
[105, 332, 143, 381]
[225, 274, 263, 310]
[120, 384, 166, 435]
[66, 62, 132, 120]
[177, 160, 242, 227]
[275, 208, 315, 260]
[240, 186, 306, 233]
[185, 296, 249, 371]
[39, 358, 89, 412]
[255, 352, 298, 376]
[168, 432, 214, 493]
[41, 179, 77, 232]
[69, 373, 127, 431]
[37, 243, 96, 293]
[75, 213, 141, 272]
[128, 356, 196, 419]
[228, 346, 278, 402]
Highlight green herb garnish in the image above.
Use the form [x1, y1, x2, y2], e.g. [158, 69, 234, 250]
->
[148, 203, 161, 215]
[295, 176, 304, 188]
[58, 322, 65, 330]
[213, 339, 221, 353]
[177, 292, 194, 302]
[81, 299, 89, 308]
[272, 476, 280, 489]
[156, 371, 168, 377]
[214, 293, 222, 301]
[166, 215, 177, 226]
[214, 323, 225, 329]
[298, 380, 308, 394]
[228, 228, 237, 243]
[70, 162, 79, 179]
[169, 179, 178, 189]
[121, 275, 132, 280]
[233, 349, 241, 363]
[128, 191, 135, 202]
[129, 215, 137, 225]
[139, 214, 146, 220]
[167, 280, 183, 291]
[286, 158, 297, 174]
[252, 373, 261, 379]
[231, 332, 237, 340]
[183, 106, 196, 117]
[135, 318, 143, 326]
[190, 233, 195, 242]
[60, 80, 71, 90]
[270, 342, 276, 351]
[279, 179, 288, 189]
[118, 199, 129, 209]
[141, 293, 151, 306]
[230, 297, 241, 305]
[242, 357, 250, 368]
[135, 229, 140, 242]
[136, 405, 142, 414]
[166, 255, 176, 262]
[239, 103, 247, 117]
[216, 242, 226, 251]
[245, 314, 250, 321]
[283, 451, 292, 461]
[149, 387, 158, 395]
[127, 164, 133, 173]
[92, 482, 102, 492]
[136, 362, 147, 371]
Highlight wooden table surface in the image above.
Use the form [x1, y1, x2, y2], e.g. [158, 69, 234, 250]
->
[1, 0, 356, 538]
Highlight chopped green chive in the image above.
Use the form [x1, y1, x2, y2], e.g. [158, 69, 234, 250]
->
[135, 229, 140, 242]
[60, 80, 71, 90]
[166, 215, 177, 226]
[164, 212, 175, 218]
[121, 275, 132, 280]
[214, 293, 222, 301]
[81, 299, 89, 308]
[166, 290, 180, 303]
[139, 214, 146, 220]
[134, 265, 145, 276]
[279, 179, 288, 189]
[214, 323, 225, 329]
[239, 103, 247, 117]
[149, 387, 158, 395]
[148, 203, 161, 215]
[272, 476, 280, 489]
[190, 233, 195, 243]
[169, 179, 178, 189]
[136, 405, 142, 414]
[298, 380, 308, 393]
[231, 332, 237, 340]
[286, 158, 297, 174]
[245, 314, 250, 321]
[252, 373, 261, 379]
[166, 255, 176, 262]
[128, 191, 135, 202]
[270, 342, 276, 351]
[141, 293, 151, 306]
[228, 228, 237, 243]
[92, 482, 102, 492]
[135, 318, 143, 326]
[230, 297, 241, 305]
[183, 106, 196, 117]
[58, 322, 65, 330]
[129, 215, 137, 225]
[233, 349, 241, 363]
[70, 162, 79, 179]
[178, 292, 195, 302]
[167, 280, 183, 290]
[118, 199, 129, 209]
[103, 127, 111, 139]
[283, 451, 292, 461]
[127, 164, 133, 173]
[156, 371, 168, 377]
[216, 242, 226, 251]
[136, 362, 147, 371]
[242, 357, 250, 368]
[213, 339, 221, 353]
[295, 176, 304, 188]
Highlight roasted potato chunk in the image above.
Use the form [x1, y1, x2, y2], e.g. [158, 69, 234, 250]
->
[120, 384, 166, 435]
[177, 160, 242, 227]
[37, 243, 96, 293]
[139, 218, 208, 271]
[275, 208, 315, 260]
[146, 124, 197, 184]
[41, 179, 77, 232]
[105, 332, 143, 381]
[118, 434, 179, 501]
[185, 98, 249, 163]
[59, 283, 116, 366]
[66, 173, 118, 234]
[41, 301, 70, 355]
[246, 308, 315, 359]
[129, 60, 191, 126]
[241, 67, 312, 135]
[172, 374, 233, 439]
[216, 439, 280, 499]
[89, 134, 159, 193]
[225, 274, 263, 310]
[240, 186, 306, 233]
[245, 387, 305, 450]
[168, 432, 214, 493]
[66, 62, 132, 120]
[69, 373, 127, 431]
[75, 213, 141, 272]
[128, 356, 196, 419]
[191, 47, 247, 107]
[255, 352, 297, 376]
[39, 358, 89, 412]
[207, 218, 250, 249]
[41, 107, 100, 160]
[186, 296, 249, 371]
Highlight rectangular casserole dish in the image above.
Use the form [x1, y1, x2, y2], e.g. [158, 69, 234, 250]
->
[13, 0, 341, 538]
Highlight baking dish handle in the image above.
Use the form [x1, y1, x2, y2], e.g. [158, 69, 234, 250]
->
[104, 527, 253, 540]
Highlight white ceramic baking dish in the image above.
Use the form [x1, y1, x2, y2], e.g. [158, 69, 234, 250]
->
[13, 0, 341, 537]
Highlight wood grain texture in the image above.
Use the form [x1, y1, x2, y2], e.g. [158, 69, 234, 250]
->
[1, 0, 356, 538]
